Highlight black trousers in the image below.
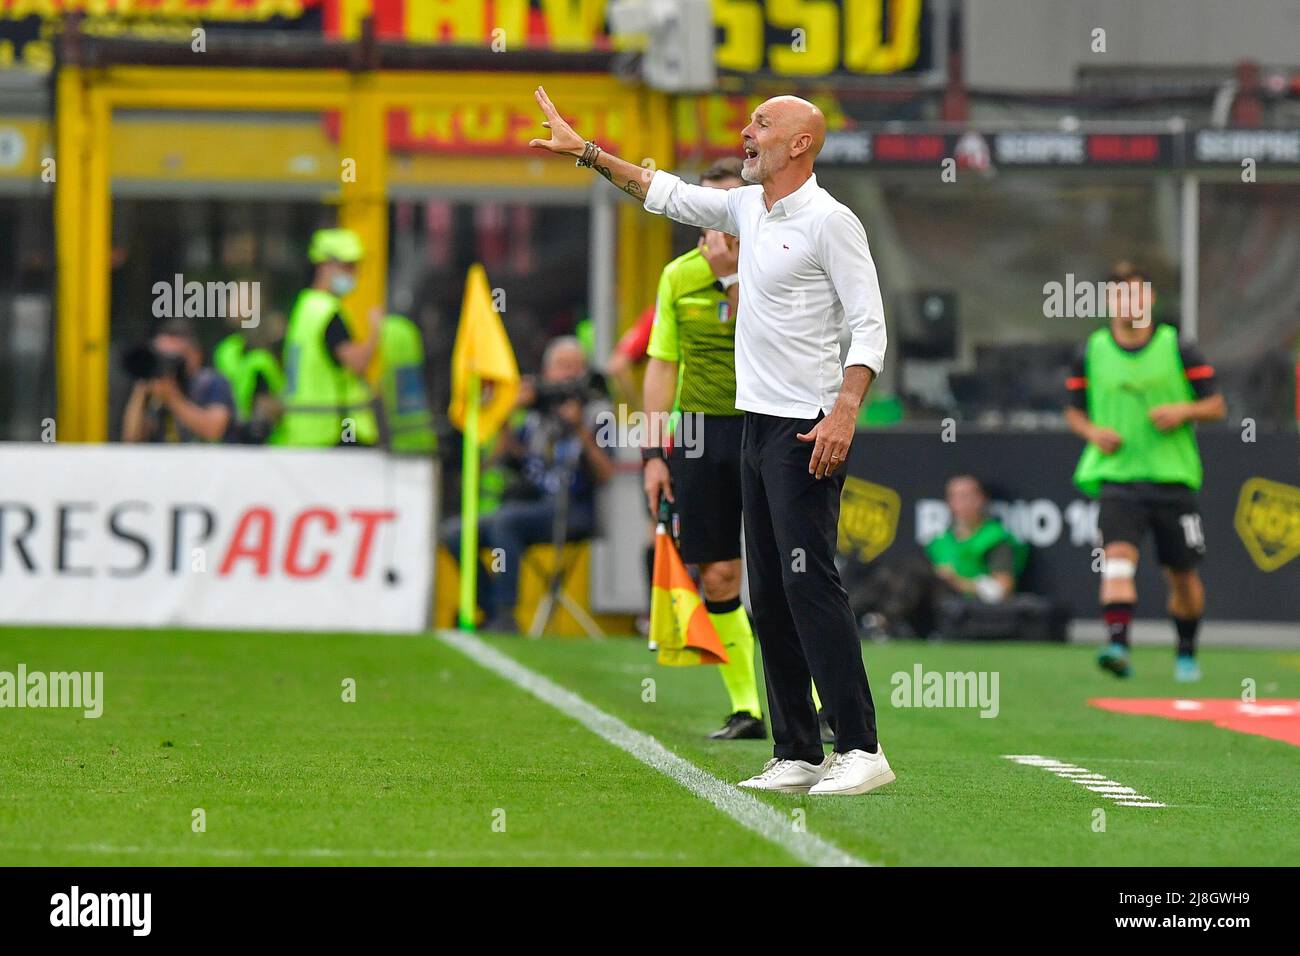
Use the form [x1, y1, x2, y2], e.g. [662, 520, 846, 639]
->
[741, 411, 878, 762]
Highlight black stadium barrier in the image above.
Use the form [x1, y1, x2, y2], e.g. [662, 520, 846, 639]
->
[837, 427, 1300, 623]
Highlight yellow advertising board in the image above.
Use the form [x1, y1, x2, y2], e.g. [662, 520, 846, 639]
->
[2, 0, 936, 83]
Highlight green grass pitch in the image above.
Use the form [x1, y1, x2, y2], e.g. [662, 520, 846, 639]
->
[1, 625, 1296, 866]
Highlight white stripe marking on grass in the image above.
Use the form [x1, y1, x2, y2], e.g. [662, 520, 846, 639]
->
[435, 629, 872, 868]
[1003, 755, 1165, 808]
[0, 843, 690, 863]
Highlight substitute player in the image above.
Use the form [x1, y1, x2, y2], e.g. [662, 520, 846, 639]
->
[642, 156, 764, 741]
[1065, 264, 1226, 681]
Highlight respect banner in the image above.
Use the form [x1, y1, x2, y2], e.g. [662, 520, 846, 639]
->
[0, 444, 433, 633]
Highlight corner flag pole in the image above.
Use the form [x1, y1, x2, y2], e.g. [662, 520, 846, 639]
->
[458, 372, 481, 631]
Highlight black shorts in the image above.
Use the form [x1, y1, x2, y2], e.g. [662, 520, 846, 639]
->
[668, 413, 744, 565]
[1097, 482, 1206, 570]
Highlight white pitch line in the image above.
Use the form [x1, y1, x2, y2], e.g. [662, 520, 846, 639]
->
[1002, 754, 1165, 808]
[435, 629, 872, 868]
[0, 842, 690, 863]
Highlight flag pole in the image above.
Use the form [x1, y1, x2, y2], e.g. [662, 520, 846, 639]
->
[458, 372, 481, 631]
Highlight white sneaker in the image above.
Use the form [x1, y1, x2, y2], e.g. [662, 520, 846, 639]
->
[737, 756, 831, 794]
[808, 748, 895, 796]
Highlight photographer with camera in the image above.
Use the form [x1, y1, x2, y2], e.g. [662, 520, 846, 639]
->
[121, 319, 235, 444]
[442, 336, 614, 633]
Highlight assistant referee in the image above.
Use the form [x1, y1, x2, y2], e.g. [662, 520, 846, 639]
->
[530, 87, 892, 797]
[642, 156, 764, 742]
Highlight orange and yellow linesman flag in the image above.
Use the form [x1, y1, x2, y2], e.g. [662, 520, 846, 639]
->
[650, 524, 729, 667]
[449, 263, 519, 444]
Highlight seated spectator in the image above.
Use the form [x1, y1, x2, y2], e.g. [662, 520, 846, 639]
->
[847, 474, 1029, 639]
[121, 319, 235, 444]
[926, 474, 1025, 606]
[442, 336, 615, 633]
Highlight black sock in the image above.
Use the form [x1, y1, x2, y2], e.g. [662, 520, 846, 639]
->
[1174, 616, 1200, 657]
[704, 595, 742, 615]
[1103, 602, 1135, 647]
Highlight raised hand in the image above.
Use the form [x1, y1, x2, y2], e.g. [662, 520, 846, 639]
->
[528, 86, 584, 157]
[529, 85, 653, 199]
[699, 229, 740, 279]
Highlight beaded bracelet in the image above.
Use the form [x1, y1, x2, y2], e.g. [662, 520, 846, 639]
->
[575, 140, 602, 168]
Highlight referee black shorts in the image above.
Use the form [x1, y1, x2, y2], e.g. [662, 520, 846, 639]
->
[668, 413, 744, 565]
[1098, 482, 1206, 571]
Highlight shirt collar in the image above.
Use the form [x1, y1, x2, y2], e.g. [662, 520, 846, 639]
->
[768, 173, 819, 218]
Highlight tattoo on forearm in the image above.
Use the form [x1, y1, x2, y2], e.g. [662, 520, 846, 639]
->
[595, 163, 643, 199]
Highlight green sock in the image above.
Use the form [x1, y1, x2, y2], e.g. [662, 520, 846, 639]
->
[811, 681, 823, 713]
[706, 600, 761, 719]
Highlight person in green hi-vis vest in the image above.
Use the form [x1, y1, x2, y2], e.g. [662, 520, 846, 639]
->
[213, 331, 285, 444]
[277, 228, 381, 447]
[1065, 263, 1226, 683]
[379, 314, 437, 454]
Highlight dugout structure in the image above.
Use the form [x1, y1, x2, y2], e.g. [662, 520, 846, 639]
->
[52, 18, 673, 442]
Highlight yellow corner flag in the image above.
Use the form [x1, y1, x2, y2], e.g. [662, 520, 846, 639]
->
[449, 264, 520, 630]
[650, 523, 730, 667]
[449, 263, 520, 442]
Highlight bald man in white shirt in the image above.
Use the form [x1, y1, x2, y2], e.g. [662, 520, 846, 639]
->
[530, 88, 893, 797]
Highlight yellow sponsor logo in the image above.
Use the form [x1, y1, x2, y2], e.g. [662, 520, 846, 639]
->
[1234, 477, 1300, 572]
[837, 477, 900, 563]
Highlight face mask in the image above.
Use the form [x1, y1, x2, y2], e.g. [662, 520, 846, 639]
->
[329, 272, 357, 296]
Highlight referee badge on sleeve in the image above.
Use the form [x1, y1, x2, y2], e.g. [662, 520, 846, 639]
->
[718, 302, 731, 323]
